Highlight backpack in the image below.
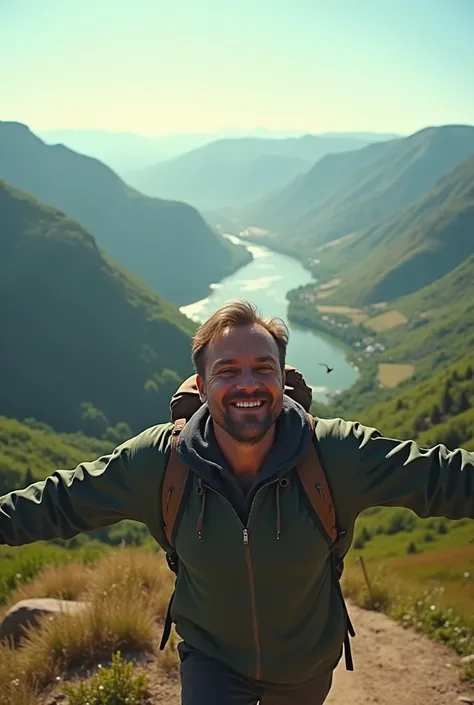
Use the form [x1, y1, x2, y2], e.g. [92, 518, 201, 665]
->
[159, 365, 356, 670]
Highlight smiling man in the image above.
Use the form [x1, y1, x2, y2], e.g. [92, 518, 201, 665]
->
[193, 307, 287, 490]
[1, 299, 473, 705]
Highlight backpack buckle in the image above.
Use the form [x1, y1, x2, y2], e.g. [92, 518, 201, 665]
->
[166, 550, 179, 574]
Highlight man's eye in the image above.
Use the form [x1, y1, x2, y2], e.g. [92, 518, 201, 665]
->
[219, 368, 235, 375]
[257, 366, 274, 373]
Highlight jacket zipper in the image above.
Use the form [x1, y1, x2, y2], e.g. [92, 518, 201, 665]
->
[205, 482, 274, 681]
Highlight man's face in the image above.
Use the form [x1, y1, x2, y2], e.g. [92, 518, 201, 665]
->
[196, 324, 285, 445]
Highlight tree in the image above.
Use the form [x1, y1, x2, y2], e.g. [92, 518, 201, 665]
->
[443, 428, 461, 449]
[80, 402, 109, 439]
[103, 422, 132, 444]
[458, 389, 470, 413]
[23, 467, 34, 487]
[440, 382, 454, 415]
[413, 414, 428, 432]
[430, 404, 442, 425]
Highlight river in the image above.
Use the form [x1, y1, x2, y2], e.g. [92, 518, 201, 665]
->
[180, 236, 359, 401]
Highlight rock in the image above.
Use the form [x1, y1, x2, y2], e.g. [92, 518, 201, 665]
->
[461, 654, 474, 664]
[458, 697, 474, 704]
[0, 597, 90, 646]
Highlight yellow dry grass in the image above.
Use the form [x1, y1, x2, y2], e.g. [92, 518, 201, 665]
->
[377, 363, 415, 387]
[0, 547, 176, 702]
[316, 304, 368, 324]
[365, 310, 408, 332]
[318, 278, 341, 291]
[317, 305, 362, 314]
[2, 562, 93, 615]
[349, 312, 370, 324]
[0, 669, 40, 705]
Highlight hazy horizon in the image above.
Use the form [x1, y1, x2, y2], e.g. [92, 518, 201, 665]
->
[2, 0, 473, 136]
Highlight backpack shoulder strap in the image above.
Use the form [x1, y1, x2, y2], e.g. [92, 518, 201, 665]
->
[298, 414, 356, 672]
[162, 418, 190, 546]
[296, 413, 338, 545]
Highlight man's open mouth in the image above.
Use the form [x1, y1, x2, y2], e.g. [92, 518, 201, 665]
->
[231, 400, 266, 408]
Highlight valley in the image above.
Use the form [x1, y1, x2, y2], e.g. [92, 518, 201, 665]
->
[1, 117, 474, 703]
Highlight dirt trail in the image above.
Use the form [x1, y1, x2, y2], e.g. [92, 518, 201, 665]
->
[325, 603, 474, 704]
[44, 603, 474, 704]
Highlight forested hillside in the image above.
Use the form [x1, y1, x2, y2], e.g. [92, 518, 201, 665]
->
[0, 180, 195, 436]
[0, 121, 251, 305]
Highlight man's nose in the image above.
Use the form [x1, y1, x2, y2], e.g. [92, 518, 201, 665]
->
[235, 369, 260, 392]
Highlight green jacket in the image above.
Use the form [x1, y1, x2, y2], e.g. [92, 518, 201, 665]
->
[1, 399, 473, 687]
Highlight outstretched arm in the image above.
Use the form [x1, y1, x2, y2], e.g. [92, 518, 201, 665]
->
[0, 425, 169, 546]
[321, 419, 474, 520]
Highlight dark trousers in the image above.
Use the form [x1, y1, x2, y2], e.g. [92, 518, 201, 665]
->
[178, 642, 333, 705]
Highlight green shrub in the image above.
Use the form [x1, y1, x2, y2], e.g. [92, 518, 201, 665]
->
[386, 510, 417, 535]
[437, 521, 449, 535]
[353, 535, 366, 550]
[62, 651, 148, 705]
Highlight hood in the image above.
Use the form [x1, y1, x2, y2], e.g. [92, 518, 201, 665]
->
[177, 395, 314, 494]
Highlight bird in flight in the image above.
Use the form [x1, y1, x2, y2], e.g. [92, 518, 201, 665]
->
[318, 363, 334, 374]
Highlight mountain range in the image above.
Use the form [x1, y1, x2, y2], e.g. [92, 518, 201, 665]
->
[243, 124, 474, 258]
[0, 179, 196, 436]
[0, 121, 250, 306]
[319, 154, 474, 305]
[124, 133, 395, 210]
[37, 127, 398, 175]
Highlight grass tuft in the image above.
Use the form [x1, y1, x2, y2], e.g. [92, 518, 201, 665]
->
[342, 564, 394, 612]
[4, 560, 92, 608]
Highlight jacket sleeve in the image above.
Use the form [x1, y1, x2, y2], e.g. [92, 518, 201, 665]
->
[325, 419, 474, 520]
[0, 426, 168, 547]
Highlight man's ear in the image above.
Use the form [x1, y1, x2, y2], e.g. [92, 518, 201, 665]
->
[196, 375, 207, 403]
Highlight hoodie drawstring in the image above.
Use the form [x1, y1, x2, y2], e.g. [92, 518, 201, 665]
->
[275, 477, 289, 540]
[196, 478, 207, 539]
[275, 482, 281, 540]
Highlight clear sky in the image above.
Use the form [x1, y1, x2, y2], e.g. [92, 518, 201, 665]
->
[1, 0, 473, 136]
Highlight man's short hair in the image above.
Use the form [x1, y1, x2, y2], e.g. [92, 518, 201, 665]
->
[192, 300, 289, 377]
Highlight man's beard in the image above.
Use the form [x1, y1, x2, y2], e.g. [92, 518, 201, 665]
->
[220, 409, 276, 445]
[218, 391, 279, 445]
